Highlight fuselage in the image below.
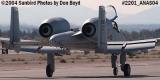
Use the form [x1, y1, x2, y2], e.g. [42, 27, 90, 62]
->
[49, 18, 125, 51]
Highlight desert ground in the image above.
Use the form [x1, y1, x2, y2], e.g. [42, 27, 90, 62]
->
[0, 49, 160, 80]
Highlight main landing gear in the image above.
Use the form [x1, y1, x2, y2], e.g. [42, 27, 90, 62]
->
[2, 48, 8, 54]
[111, 53, 131, 77]
[45, 52, 131, 77]
[46, 53, 55, 77]
[1, 42, 8, 54]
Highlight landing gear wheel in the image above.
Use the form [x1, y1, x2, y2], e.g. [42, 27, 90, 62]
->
[122, 64, 131, 77]
[2, 49, 8, 54]
[46, 64, 53, 77]
[2, 49, 5, 54]
[113, 67, 118, 76]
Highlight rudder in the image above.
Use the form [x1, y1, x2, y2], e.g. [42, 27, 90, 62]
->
[9, 7, 20, 52]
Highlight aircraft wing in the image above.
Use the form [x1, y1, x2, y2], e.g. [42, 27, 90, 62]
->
[0, 37, 41, 47]
[20, 46, 69, 55]
[72, 32, 159, 53]
[0, 37, 10, 42]
[107, 39, 157, 53]
[16, 39, 41, 45]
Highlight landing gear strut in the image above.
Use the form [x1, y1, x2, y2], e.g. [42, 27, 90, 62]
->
[111, 54, 118, 76]
[113, 67, 118, 76]
[46, 53, 55, 77]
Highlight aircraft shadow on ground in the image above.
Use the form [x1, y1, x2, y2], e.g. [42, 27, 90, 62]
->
[0, 75, 160, 79]
[56, 75, 160, 79]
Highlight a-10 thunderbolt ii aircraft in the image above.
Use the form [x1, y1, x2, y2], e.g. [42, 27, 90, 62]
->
[2, 5, 160, 77]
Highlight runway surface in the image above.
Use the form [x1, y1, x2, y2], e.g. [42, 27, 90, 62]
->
[0, 60, 160, 80]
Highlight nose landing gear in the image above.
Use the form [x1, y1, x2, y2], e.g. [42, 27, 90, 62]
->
[46, 53, 55, 77]
[46, 64, 53, 77]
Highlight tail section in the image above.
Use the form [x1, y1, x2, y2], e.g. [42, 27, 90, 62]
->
[9, 7, 20, 52]
[96, 6, 108, 53]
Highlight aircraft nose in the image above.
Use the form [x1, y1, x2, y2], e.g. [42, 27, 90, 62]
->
[49, 35, 60, 46]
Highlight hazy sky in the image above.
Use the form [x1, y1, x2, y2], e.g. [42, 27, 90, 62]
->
[10, 0, 160, 14]
[0, 0, 159, 26]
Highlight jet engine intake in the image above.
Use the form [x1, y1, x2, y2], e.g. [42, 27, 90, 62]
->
[82, 23, 96, 37]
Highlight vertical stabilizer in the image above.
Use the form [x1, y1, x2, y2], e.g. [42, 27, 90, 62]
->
[10, 7, 20, 52]
[96, 6, 107, 53]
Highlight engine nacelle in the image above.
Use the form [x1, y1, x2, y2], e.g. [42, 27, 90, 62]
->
[39, 17, 70, 38]
[81, 18, 98, 38]
[81, 18, 113, 39]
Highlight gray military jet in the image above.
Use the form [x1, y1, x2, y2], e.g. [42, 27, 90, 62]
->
[3, 6, 160, 77]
